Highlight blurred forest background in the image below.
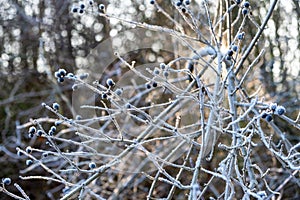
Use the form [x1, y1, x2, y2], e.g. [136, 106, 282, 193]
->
[0, 0, 299, 199]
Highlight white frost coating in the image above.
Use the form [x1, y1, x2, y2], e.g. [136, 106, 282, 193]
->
[195, 46, 216, 58]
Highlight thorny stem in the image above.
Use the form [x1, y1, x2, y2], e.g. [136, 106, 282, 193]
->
[61, 58, 209, 200]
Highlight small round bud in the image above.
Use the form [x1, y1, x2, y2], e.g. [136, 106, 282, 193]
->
[99, 4, 105, 10]
[89, 0, 94, 5]
[242, 8, 249, 15]
[58, 68, 67, 76]
[72, 7, 78, 13]
[72, 85, 78, 91]
[237, 32, 245, 40]
[146, 82, 151, 89]
[76, 115, 82, 120]
[106, 78, 115, 87]
[181, 7, 186, 13]
[79, 73, 89, 80]
[275, 106, 286, 115]
[50, 126, 56, 133]
[57, 77, 64, 83]
[232, 45, 238, 52]
[269, 103, 277, 111]
[68, 119, 74, 125]
[79, 9, 84, 14]
[2, 178, 11, 185]
[185, 0, 190, 5]
[89, 162, 96, 169]
[37, 130, 43, 136]
[153, 68, 160, 75]
[236, 0, 241, 4]
[261, 112, 268, 119]
[163, 71, 169, 78]
[66, 73, 74, 78]
[257, 191, 267, 198]
[160, 63, 166, 70]
[48, 130, 53, 136]
[265, 115, 273, 122]
[26, 146, 32, 154]
[226, 55, 232, 61]
[42, 152, 49, 158]
[52, 103, 60, 111]
[115, 88, 123, 96]
[150, 0, 155, 4]
[80, 3, 85, 9]
[29, 126, 36, 134]
[55, 120, 62, 126]
[125, 103, 131, 109]
[152, 82, 158, 87]
[176, 1, 182, 6]
[28, 133, 34, 138]
[17, 150, 23, 157]
[26, 159, 33, 166]
[54, 71, 61, 78]
[227, 49, 234, 56]
[244, 1, 250, 8]
[101, 93, 108, 99]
